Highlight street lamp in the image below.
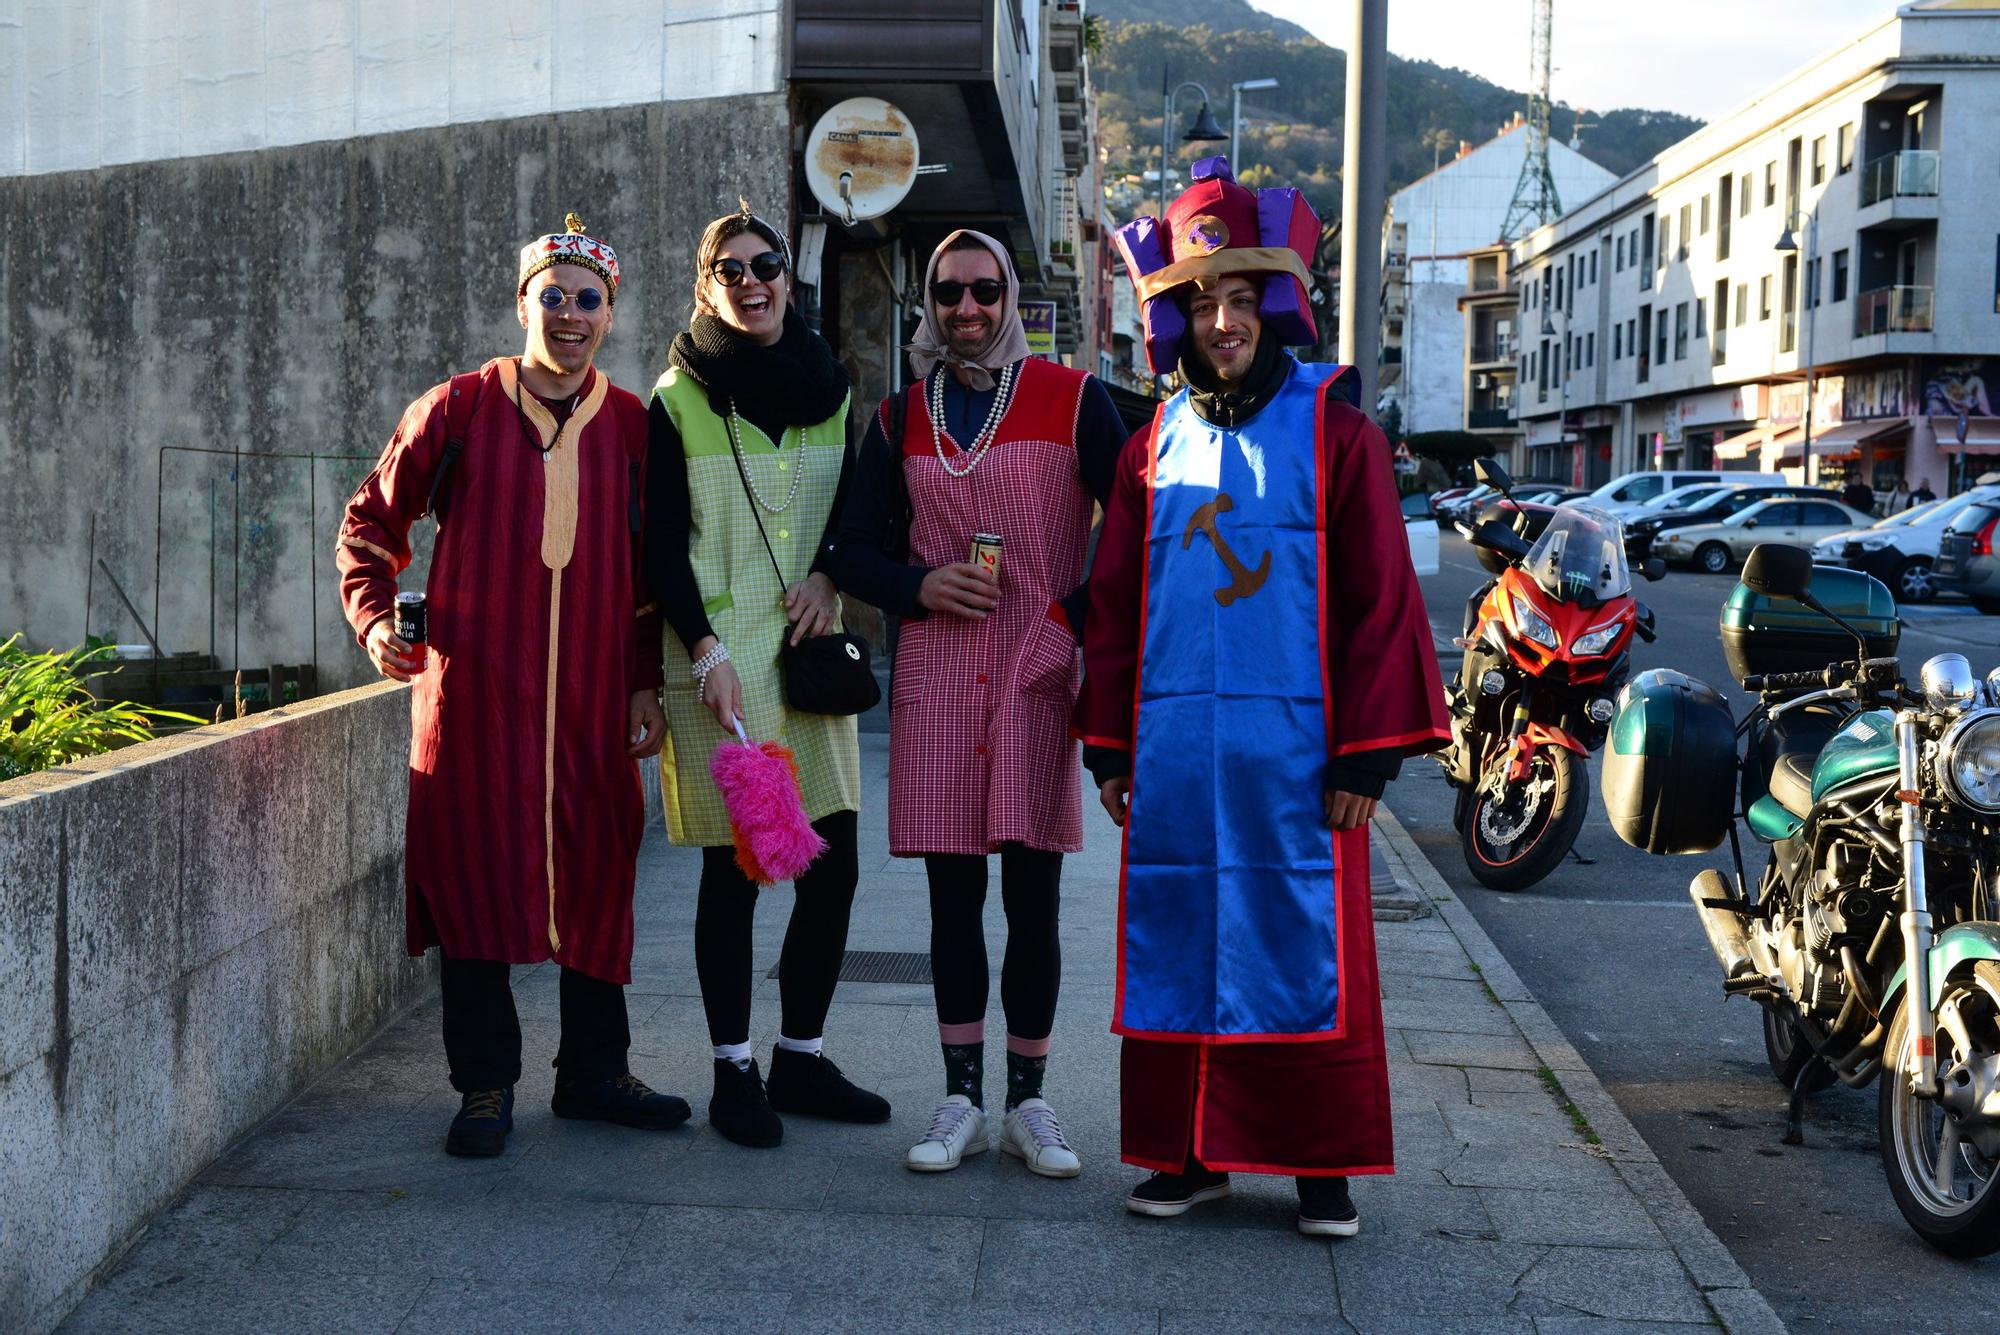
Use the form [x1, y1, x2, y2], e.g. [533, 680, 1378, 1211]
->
[1775, 210, 1821, 485]
[1160, 80, 1227, 214]
[1230, 77, 1278, 172]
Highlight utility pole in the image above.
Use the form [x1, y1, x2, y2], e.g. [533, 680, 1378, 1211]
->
[1339, 0, 1388, 416]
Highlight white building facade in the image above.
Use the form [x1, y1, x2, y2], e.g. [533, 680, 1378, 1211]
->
[1511, 1, 2000, 492]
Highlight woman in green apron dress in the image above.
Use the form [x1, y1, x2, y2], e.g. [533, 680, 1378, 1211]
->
[642, 203, 882, 1148]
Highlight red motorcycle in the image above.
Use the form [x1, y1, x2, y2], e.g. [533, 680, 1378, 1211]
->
[1443, 459, 1662, 890]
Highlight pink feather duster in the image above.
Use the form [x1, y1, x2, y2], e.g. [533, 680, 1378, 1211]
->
[710, 720, 827, 885]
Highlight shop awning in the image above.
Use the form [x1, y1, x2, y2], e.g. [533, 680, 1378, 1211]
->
[1934, 416, 2000, 453]
[1803, 419, 1906, 459]
[1715, 424, 1799, 461]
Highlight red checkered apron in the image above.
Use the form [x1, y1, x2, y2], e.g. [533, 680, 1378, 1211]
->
[887, 359, 1095, 856]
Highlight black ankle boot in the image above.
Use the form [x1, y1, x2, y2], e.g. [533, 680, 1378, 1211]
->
[709, 1058, 783, 1148]
[765, 1047, 892, 1123]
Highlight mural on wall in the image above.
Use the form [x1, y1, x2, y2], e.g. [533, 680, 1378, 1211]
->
[1842, 365, 1915, 420]
[1924, 359, 1995, 418]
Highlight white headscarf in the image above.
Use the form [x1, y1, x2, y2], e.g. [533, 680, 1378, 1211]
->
[907, 229, 1032, 391]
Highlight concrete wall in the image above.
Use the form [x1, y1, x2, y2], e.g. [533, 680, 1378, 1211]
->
[1, 92, 792, 691]
[0, 682, 431, 1333]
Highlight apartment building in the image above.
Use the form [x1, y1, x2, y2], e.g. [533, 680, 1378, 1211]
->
[1460, 243, 1522, 453]
[1509, 0, 2000, 491]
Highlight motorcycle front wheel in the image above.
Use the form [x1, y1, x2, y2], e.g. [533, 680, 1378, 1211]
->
[1460, 745, 1587, 892]
[1880, 961, 2000, 1257]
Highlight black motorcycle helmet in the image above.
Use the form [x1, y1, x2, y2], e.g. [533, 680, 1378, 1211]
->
[1472, 500, 1558, 574]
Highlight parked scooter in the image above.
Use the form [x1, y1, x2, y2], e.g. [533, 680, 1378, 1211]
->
[1603, 542, 2000, 1255]
[1441, 458, 1662, 890]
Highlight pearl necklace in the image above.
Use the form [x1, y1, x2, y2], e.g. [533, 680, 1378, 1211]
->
[725, 399, 802, 515]
[930, 362, 1018, 479]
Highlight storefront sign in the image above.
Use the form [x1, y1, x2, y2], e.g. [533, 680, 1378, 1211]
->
[1020, 301, 1057, 357]
[1672, 385, 1764, 431]
[1769, 376, 1846, 428]
[1923, 358, 1995, 417]
[1843, 365, 1913, 420]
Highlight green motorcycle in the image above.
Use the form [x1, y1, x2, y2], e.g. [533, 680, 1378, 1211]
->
[1603, 543, 2000, 1256]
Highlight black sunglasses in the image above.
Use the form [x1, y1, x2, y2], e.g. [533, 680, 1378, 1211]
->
[537, 285, 604, 311]
[710, 252, 787, 286]
[930, 278, 1007, 308]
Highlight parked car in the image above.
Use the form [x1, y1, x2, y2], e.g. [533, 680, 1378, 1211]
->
[1811, 490, 1992, 604]
[1582, 469, 1730, 521]
[1625, 483, 1842, 560]
[1438, 485, 1498, 525]
[1402, 491, 1440, 576]
[1516, 485, 1590, 506]
[1651, 496, 1874, 573]
[1931, 491, 2000, 612]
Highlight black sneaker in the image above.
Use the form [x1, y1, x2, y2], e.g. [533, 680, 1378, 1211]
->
[551, 1073, 692, 1131]
[1296, 1175, 1359, 1238]
[1125, 1166, 1231, 1218]
[708, 1058, 784, 1148]
[444, 1087, 514, 1157]
[765, 1047, 892, 1124]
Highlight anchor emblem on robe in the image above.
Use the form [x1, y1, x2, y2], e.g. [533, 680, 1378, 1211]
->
[1182, 493, 1270, 606]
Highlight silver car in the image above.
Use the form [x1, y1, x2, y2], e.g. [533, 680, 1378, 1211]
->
[1653, 496, 1875, 573]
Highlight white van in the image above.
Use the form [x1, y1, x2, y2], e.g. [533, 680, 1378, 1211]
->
[1586, 470, 1781, 521]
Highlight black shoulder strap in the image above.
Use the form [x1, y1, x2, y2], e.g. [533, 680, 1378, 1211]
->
[425, 369, 483, 526]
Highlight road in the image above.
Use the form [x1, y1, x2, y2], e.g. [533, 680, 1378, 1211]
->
[1390, 532, 2000, 1331]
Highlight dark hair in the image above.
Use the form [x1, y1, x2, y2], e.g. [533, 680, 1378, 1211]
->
[694, 199, 790, 310]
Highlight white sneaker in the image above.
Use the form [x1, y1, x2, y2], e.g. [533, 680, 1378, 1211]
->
[905, 1095, 989, 1172]
[999, 1097, 1082, 1178]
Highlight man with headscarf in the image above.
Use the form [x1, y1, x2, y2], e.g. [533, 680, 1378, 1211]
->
[337, 213, 690, 1159]
[832, 229, 1128, 1179]
[1077, 159, 1447, 1235]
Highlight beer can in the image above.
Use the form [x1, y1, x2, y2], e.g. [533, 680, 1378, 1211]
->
[393, 591, 428, 646]
[969, 532, 1003, 580]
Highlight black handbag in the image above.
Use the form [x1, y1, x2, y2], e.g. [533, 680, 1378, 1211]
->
[726, 419, 881, 716]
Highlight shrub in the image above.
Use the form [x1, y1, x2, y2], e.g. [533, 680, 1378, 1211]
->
[0, 636, 203, 780]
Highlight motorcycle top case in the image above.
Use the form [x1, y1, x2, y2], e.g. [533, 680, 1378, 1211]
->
[1720, 565, 1899, 685]
[1601, 668, 1737, 854]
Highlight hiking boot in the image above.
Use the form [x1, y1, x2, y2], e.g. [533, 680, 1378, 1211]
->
[1296, 1175, 1360, 1238]
[904, 1095, 989, 1172]
[551, 1072, 692, 1131]
[999, 1097, 1081, 1178]
[444, 1087, 514, 1158]
[708, 1058, 784, 1148]
[766, 1047, 891, 1124]
[1125, 1165, 1231, 1217]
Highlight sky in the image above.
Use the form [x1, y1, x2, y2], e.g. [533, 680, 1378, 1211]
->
[1255, 0, 1903, 121]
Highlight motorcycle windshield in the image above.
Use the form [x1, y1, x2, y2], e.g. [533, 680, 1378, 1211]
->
[1524, 504, 1632, 607]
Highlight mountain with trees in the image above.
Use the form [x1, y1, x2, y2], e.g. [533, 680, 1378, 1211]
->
[1089, 10, 1701, 220]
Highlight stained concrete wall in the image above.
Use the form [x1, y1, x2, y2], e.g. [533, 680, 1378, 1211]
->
[2, 92, 792, 691]
[0, 683, 430, 1332]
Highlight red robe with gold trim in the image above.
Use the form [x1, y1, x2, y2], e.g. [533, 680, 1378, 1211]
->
[337, 358, 660, 983]
[1075, 376, 1447, 1176]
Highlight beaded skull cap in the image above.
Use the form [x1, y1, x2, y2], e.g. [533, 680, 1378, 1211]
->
[518, 212, 621, 305]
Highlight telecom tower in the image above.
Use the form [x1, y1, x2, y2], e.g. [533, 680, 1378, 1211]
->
[1500, 0, 1561, 241]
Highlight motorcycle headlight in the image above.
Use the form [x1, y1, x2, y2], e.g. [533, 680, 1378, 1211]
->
[1938, 709, 2000, 813]
[1509, 593, 1559, 649]
[1572, 621, 1624, 657]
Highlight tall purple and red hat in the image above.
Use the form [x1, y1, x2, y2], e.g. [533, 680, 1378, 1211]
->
[1114, 156, 1319, 373]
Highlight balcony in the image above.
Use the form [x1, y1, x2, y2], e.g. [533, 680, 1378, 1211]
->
[1468, 407, 1516, 431]
[1384, 250, 1408, 271]
[1854, 285, 1934, 336]
[1469, 336, 1516, 365]
[1466, 274, 1510, 296]
[1861, 150, 1940, 207]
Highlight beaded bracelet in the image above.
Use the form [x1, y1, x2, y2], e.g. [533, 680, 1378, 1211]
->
[692, 643, 730, 694]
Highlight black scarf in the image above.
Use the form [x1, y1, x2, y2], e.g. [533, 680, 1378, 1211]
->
[668, 306, 850, 426]
[1180, 331, 1290, 428]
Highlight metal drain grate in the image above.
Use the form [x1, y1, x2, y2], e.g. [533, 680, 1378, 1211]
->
[767, 950, 933, 984]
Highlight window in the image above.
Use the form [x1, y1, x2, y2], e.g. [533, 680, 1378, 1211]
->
[1657, 310, 1669, 365]
[1695, 298, 1707, 339]
[1780, 255, 1798, 352]
[1700, 194, 1711, 235]
[1802, 502, 1849, 527]
[1616, 234, 1625, 270]
[1674, 302, 1689, 360]
[1637, 308, 1650, 382]
[1713, 279, 1728, 363]
[1832, 248, 1849, 303]
[1614, 323, 1623, 359]
[1677, 204, 1692, 259]
[1760, 274, 1772, 320]
[1764, 161, 1776, 207]
[1640, 219, 1655, 291]
[1811, 135, 1826, 186]
[1589, 250, 1598, 285]
[1586, 331, 1595, 367]
[1786, 137, 1801, 217]
[1556, 266, 1565, 311]
[1740, 172, 1753, 217]
[1752, 503, 1801, 528]
[1806, 256, 1821, 309]
[1717, 176, 1732, 261]
[1735, 281, 1749, 326]
[1994, 236, 2000, 315]
[1837, 123, 1854, 174]
[1628, 316, 1637, 352]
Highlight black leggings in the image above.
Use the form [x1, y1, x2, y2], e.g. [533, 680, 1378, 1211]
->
[925, 844, 1063, 1041]
[694, 809, 859, 1047]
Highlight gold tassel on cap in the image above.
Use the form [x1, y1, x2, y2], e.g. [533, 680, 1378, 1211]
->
[564, 211, 586, 235]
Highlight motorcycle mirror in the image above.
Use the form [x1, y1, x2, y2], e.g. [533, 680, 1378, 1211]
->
[1471, 517, 1532, 561]
[1741, 543, 1813, 601]
[1642, 557, 1666, 582]
[1475, 457, 1514, 492]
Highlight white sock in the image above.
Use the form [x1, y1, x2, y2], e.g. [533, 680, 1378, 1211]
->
[713, 1041, 752, 1070]
[776, 1034, 823, 1056]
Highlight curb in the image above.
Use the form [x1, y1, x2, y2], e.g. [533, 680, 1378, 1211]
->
[1372, 805, 1788, 1335]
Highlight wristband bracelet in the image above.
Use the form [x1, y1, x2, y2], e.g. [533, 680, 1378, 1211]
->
[692, 643, 730, 693]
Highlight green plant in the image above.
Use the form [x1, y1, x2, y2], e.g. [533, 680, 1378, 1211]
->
[0, 636, 203, 780]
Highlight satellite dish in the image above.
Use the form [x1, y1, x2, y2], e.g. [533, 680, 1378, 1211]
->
[805, 97, 921, 226]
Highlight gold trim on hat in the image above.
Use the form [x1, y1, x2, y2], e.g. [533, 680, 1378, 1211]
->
[1134, 247, 1313, 303]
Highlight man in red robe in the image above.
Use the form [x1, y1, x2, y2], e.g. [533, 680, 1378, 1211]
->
[337, 214, 690, 1157]
[1077, 161, 1448, 1235]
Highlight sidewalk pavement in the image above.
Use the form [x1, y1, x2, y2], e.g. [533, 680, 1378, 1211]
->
[62, 735, 1785, 1333]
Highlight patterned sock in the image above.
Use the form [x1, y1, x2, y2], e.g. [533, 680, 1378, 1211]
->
[1005, 1051, 1047, 1110]
[942, 1042, 984, 1108]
